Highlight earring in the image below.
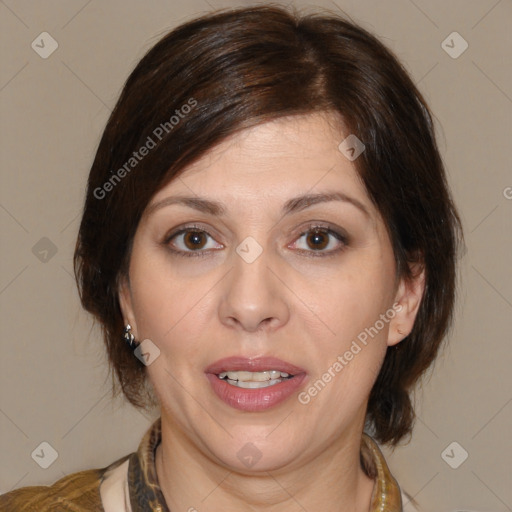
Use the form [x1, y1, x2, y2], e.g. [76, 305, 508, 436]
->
[123, 324, 138, 348]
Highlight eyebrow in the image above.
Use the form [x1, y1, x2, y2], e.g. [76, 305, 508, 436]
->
[146, 191, 370, 218]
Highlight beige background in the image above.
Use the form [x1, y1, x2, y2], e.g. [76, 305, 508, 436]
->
[1, 0, 511, 510]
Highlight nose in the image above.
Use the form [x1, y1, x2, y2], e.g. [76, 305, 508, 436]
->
[218, 245, 290, 333]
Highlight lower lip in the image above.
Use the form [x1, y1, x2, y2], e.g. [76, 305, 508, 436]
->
[206, 373, 307, 412]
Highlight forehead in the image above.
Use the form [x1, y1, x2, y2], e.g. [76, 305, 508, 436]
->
[149, 112, 375, 217]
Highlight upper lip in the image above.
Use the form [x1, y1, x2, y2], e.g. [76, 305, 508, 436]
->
[205, 356, 306, 376]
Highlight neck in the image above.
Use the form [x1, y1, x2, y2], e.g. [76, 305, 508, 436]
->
[155, 417, 375, 512]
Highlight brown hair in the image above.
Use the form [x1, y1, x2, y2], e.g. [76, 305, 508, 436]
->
[74, 4, 463, 445]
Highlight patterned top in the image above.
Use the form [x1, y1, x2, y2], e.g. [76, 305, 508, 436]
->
[0, 417, 405, 511]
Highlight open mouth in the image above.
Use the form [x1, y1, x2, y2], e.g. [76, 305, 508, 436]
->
[217, 370, 294, 389]
[205, 357, 307, 411]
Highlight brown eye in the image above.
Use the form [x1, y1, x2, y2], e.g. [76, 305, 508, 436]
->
[164, 225, 223, 258]
[183, 230, 208, 250]
[305, 229, 329, 250]
[291, 225, 348, 256]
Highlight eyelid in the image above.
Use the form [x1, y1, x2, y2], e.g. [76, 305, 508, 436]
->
[288, 222, 349, 257]
[163, 221, 349, 258]
[163, 222, 219, 244]
[163, 223, 223, 258]
[293, 221, 348, 241]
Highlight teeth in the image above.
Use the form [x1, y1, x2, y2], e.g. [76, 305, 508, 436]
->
[218, 370, 291, 382]
[226, 378, 283, 389]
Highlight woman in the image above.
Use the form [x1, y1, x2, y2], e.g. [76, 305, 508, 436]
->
[1, 5, 463, 511]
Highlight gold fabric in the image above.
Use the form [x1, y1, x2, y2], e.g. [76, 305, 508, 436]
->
[0, 417, 403, 511]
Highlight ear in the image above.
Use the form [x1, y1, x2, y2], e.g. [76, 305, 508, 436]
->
[387, 262, 426, 347]
[118, 274, 138, 337]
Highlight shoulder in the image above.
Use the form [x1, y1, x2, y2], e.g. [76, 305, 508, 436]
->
[0, 454, 130, 512]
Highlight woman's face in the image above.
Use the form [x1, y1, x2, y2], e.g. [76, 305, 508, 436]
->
[120, 112, 421, 472]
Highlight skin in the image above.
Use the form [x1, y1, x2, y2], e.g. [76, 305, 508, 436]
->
[119, 112, 425, 512]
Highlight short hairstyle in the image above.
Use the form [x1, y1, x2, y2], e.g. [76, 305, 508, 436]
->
[74, 5, 463, 445]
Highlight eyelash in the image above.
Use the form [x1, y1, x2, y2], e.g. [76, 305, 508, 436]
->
[163, 223, 349, 259]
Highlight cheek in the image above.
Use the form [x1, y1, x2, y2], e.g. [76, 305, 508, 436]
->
[128, 249, 216, 350]
[308, 252, 395, 344]
[298, 248, 394, 402]
[303, 303, 390, 422]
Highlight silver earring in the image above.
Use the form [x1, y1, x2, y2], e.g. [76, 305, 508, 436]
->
[123, 324, 138, 348]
